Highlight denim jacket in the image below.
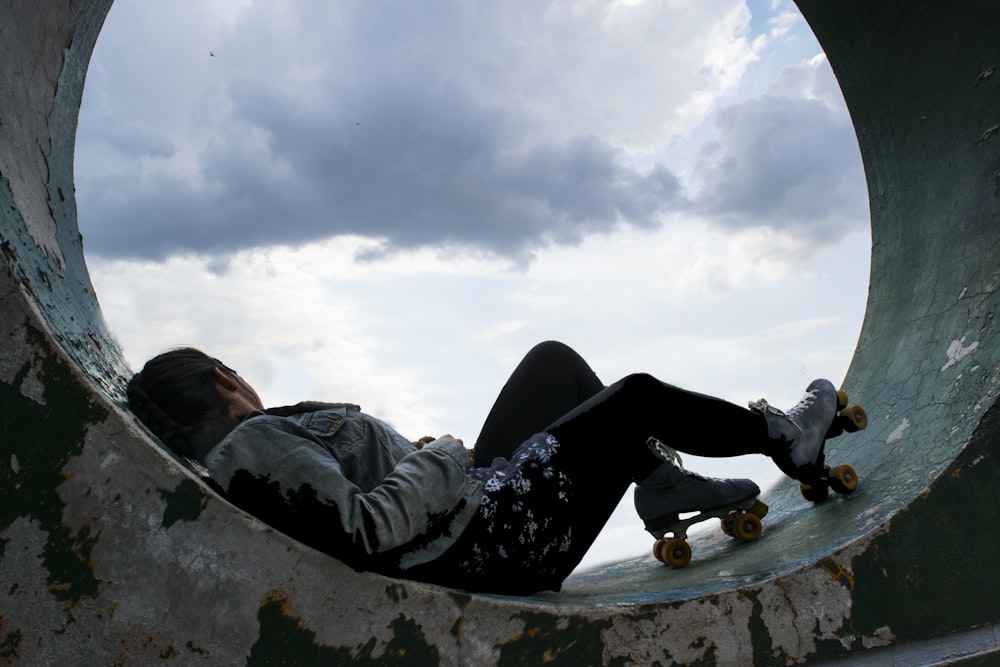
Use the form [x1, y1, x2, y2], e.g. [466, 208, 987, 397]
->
[202, 403, 484, 574]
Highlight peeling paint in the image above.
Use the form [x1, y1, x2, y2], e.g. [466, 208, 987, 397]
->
[16, 363, 45, 404]
[886, 417, 912, 444]
[861, 626, 895, 650]
[249, 589, 441, 665]
[0, 618, 22, 664]
[942, 337, 980, 371]
[0, 326, 107, 605]
[754, 562, 856, 662]
[159, 479, 208, 528]
[849, 403, 1000, 643]
[497, 612, 613, 667]
[819, 557, 855, 591]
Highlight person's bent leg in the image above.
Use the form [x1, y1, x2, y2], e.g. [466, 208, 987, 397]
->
[413, 372, 770, 594]
[414, 372, 833, 592]
[543, 374, 768, 552]
[473, 341, 605, 466]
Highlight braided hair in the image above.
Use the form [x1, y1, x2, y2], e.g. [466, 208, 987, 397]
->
[127, 348, 233, 456]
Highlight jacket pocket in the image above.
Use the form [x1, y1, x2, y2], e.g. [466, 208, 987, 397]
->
[297, 408, 349, 437]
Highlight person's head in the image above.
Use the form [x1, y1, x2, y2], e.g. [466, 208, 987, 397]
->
[127, 348, 263, 458]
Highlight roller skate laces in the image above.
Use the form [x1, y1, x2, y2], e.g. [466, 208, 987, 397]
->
[751, 380, 838, 467]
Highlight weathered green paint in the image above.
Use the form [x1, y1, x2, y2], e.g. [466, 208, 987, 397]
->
[849, 401, 1000, 641]
[496, 612, 613, 667]
[0, 625, 21, 664]
[160, 479, 209, 528]
[0, 322, 106, 605]
[250, 590, 441, 665]
[793, 0, 1000, 655]
[0, 0, 128, 401]
[745, 590, 781, 665]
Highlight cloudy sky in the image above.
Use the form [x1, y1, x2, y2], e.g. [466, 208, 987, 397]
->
[76, 0, 871, 571]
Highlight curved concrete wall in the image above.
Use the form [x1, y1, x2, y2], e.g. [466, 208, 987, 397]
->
[1, 0, 998, 664]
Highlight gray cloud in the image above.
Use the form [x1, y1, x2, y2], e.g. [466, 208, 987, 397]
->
[79, 74, 683, 263]
[690, 68, 869, 239]
[75, 1, 866, 266]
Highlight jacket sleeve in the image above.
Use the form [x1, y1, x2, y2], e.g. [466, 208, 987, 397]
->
[204, 427, 477, 559]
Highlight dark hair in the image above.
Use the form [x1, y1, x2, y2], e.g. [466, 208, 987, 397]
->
[127, 347, 232, 455]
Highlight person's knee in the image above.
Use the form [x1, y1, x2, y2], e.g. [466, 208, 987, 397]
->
[529, 340, 573, 356]
[621, 372, 660, 392]
[524, 340, 577, 366]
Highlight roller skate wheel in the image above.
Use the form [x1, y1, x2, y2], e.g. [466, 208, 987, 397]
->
[721, 512, 736, 537]
[800, 481, 829, 503]
[654, 537, 692, 568]
[733, 512, 762, 542]
[829, 464, 858, 494]
[722, 500, 769, 538]
[836, 389, 849, 410]
[841, 405, 868, 431]
[653, 538, 666, 563]
[748, 499, 769, 519]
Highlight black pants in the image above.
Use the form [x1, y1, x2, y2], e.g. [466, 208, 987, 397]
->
[473, 340, 770, 464]
[411, 341, 773, 594]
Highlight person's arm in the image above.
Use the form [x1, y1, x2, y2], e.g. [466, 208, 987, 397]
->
[205, 427, 476, 559]
[412, 434, 475, 467]
[340, 436, 473, 553]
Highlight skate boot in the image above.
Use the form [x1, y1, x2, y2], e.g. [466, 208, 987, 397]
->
[635, 442, 767, 568]
[749, 379, 866, 502]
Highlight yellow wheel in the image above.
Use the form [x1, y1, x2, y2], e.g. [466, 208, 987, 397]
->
[721, 512, 736, 536]
[836, 389, 849, 410]
[829, 464, 858, 494]
[800, 481, 829, 502]
[655, 538, 692, 568]
[733, 512, 762, 542]
[653, 538, 667, 563]
[841, 405, 868, 431]
[748, 499, 769, 519]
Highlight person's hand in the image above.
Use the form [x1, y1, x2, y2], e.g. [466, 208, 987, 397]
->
[412, 436, 436, 449]
[413, 435, 473, 468]
[412, 434, 464, 448]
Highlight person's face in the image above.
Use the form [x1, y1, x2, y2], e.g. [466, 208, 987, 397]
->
[212, 366, 264, 418]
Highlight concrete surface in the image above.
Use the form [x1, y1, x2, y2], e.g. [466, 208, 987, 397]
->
[1, 0, 998, 664]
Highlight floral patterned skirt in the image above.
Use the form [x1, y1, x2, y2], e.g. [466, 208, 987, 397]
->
[416, 432, 580, 595]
